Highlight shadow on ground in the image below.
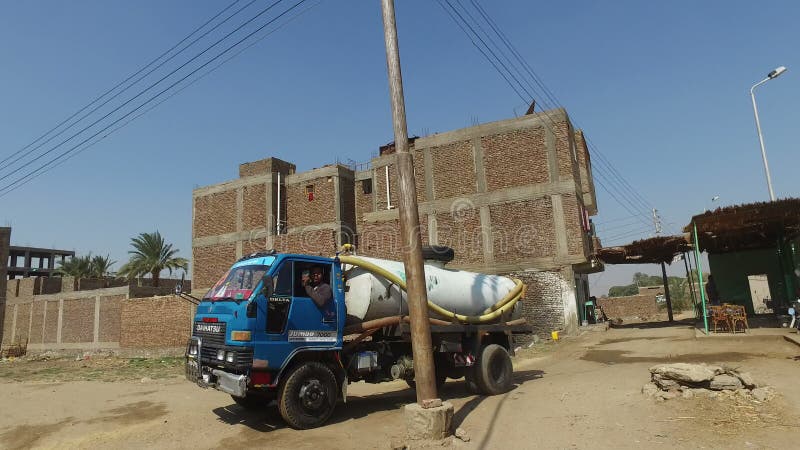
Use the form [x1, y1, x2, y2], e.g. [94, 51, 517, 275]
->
[213, 369, 545, 433]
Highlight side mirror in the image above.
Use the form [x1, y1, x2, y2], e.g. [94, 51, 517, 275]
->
[261, 275, 274, 298]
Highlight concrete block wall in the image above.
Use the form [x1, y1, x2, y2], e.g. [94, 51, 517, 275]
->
[1, 286, 129, 349]
[119, 295, 195, 349]
[1, 286, 195, 353]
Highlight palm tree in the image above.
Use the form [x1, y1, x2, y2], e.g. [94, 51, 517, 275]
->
[54, 254, 92, 277]
[54, 254, 92, 289]
[90, 254, 116, 279]
[117, 231, 188, 287]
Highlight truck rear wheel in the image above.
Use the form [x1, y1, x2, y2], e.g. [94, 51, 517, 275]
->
[473, 344, 513, 395]
[278, 362, 338, 429]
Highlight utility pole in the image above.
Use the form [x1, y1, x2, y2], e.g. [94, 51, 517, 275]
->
[380, 0, 438, 406]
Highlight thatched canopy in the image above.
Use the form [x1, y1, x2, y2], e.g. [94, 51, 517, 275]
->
[684, 198, 800, 253]
[597, 235, 692, 265]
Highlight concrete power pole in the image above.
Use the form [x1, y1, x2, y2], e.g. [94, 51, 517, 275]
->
[380, 0, 438, 406]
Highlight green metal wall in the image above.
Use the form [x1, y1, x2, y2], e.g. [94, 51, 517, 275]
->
[708, 247, 787, 315]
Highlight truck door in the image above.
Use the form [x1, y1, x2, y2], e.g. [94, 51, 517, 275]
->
[254, 259, 338, 375]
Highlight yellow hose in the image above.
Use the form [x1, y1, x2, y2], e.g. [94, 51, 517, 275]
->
[337, 254, 525, 324]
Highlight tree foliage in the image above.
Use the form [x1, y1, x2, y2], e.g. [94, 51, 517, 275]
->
[607, 271, 694, 311]
[117, 231, 188, 287]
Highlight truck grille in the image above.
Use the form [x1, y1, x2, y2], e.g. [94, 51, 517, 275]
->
[193, 321, 226, 346]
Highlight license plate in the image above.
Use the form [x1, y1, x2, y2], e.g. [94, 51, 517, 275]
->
[195, 323, 222, 333]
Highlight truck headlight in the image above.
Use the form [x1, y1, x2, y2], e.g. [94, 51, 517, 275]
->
[226, 351, 236, 363]
[188, 344, 198, 356]
[216, 349, 225, 360]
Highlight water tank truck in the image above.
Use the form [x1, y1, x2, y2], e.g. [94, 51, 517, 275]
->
[184, 246, 531, 429]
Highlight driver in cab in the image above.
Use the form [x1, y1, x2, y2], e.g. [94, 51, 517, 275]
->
[301, 266, 332, 308]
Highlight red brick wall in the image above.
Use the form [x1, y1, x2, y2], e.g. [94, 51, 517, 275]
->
[374, 156, 426, 210]
[286, 177, 336, 228]
[482, 128, 548, 190]
[562, 193, 588, 257]
[44, 301, 59, 344]
[430, 141, 475, 199]
[239, 157, 295, 178]
[434, 209, 484, 267]
[274, 229, 337, 256]
[490, 198, 555, 263]
[355, 176, 374, 228]
[13, 303, 31, 343]
[192, 243, 236, 290]
[119, 295, 193, 349]
[61, 298, 95, 343]
[507, 267, 572, 342]
[340, 177, 356, 239]
[242, 183, 266, 231]
[29, 301, 45, 344]
[194, 191, 237, 238]
[99, 295, 123, 342]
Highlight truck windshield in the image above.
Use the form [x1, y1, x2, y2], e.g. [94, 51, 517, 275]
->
[203, 264, 269, 302]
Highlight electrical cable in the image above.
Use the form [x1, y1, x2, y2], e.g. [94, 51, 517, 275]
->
[0, 0, 324, 198]
[0, 0, 288, 184]
[0, 0, 249, 174]
[0, 0, 309, 196]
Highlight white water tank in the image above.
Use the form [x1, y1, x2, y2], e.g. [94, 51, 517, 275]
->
[343, 256, 518, 322]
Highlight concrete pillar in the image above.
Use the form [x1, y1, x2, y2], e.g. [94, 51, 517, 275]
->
[48, 253, 55, 269]
[56, 299, 64, 344]
[93, 295, 101, 345]
[24, 251, 31, 274]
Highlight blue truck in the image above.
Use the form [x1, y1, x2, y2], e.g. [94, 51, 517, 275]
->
[184, 250, 530, 429]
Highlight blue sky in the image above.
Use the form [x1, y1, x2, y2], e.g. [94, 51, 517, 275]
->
[1, 0, 797, 294]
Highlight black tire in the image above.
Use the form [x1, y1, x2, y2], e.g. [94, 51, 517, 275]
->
[473, 344, 513, 395]
[405, 357, 448, 390]
[421, 245, 454, 263]
[278, 362, 338, 429]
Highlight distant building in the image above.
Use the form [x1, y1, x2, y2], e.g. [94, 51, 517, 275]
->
[192, 108, 602, 337]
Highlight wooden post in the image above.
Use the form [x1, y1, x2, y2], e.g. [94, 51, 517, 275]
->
[380, 0, 438, 405]
[661, 261, 674, 322]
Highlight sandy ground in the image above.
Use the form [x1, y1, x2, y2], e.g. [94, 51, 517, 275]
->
[2, 321, 800, 449]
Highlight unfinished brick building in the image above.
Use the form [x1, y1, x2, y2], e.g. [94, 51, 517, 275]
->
[192, 108, 601, 337]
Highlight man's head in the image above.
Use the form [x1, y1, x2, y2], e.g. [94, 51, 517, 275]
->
[310, 266, 324, 286]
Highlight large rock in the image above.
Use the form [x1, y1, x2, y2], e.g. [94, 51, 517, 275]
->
[751, 387, 773, 402]
[642, 382, 660, 397]
[736, 372, 758, 389]
[709, 374, 744, 391]
[650, 363, 721, 384]
[652, 374, 681, 391]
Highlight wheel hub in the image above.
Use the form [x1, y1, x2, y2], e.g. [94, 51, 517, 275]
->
[299, 379, 326, 410]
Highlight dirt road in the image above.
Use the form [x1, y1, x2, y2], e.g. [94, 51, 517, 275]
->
[2, 322, 799, 449]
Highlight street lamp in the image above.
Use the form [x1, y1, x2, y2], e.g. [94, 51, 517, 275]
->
[750, 66, 787, 201]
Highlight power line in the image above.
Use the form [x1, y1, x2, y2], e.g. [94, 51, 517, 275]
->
[454, 1, 671, 234]
[0, 0, 249, 174]
[0, 0, 284, 183]
[0, 0, 309, 196]
[0, 0, 324, 198]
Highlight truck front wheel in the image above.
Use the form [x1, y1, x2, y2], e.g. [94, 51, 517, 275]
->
[473, 344, 513, 395]
[278, 362, 338, 429]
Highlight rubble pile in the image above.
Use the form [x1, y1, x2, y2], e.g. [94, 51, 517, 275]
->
[643, 363, 774, 402]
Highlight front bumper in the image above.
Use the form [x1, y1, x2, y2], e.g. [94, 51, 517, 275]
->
[185, 336, 249, 397]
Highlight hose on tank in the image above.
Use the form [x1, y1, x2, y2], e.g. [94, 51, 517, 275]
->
[337, 254, 525, 324]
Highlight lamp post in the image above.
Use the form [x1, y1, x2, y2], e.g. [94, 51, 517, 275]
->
[750, 66, 787, 202]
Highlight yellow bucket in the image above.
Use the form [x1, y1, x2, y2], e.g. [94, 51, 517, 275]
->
[551, 331, 559, 341]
